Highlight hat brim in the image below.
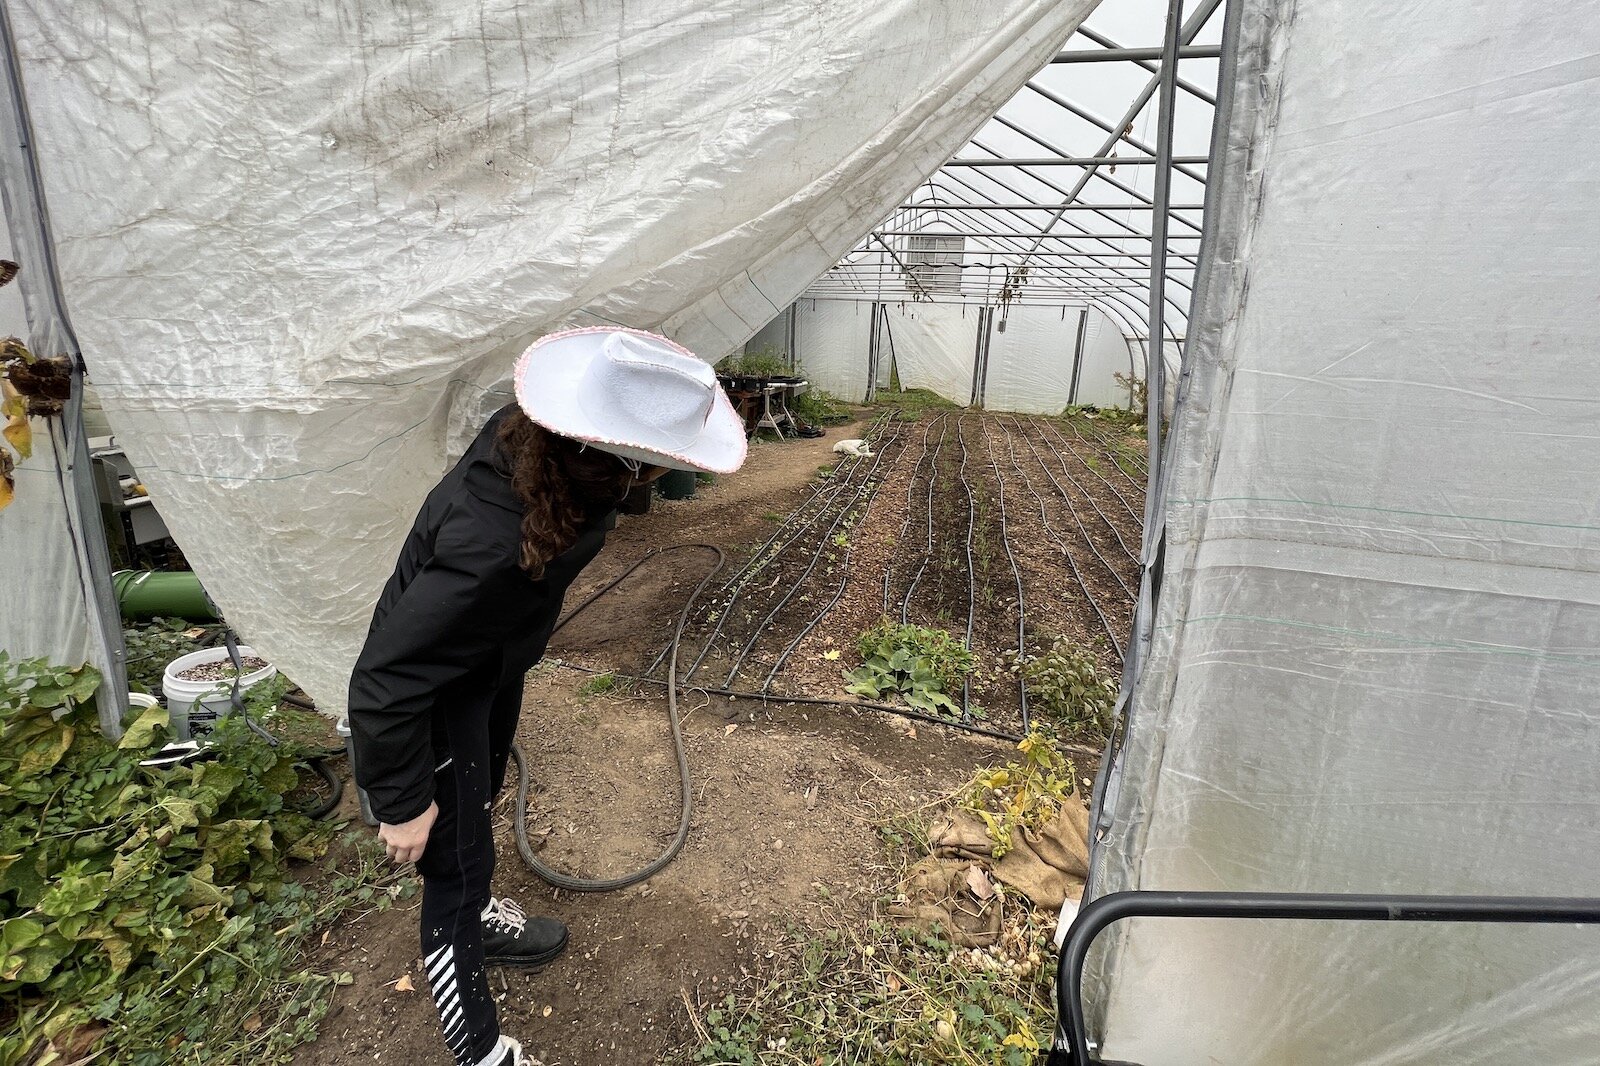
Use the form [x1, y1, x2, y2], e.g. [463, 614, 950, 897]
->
[513, 327, 749, 474]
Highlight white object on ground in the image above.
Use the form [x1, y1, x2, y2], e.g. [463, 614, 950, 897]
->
[1054, 896, 1080, 949]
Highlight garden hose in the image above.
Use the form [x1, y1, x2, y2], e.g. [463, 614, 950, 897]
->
[510, 544, 724, 892]
[298, 756, 345, 820]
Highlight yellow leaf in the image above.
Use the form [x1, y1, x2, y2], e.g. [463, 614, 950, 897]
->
[393, 974, 415, 992]
[822, 650, 841, 661]
[4, 413, 30, 461]
[0, 450, 11, 512]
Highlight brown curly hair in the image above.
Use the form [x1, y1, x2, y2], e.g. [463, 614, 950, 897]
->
[496, 408, 636, 578]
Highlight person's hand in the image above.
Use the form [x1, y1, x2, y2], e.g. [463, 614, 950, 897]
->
[379, 801, 438, 865]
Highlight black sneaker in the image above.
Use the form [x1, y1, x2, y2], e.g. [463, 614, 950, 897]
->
[481, 897, 568, 970]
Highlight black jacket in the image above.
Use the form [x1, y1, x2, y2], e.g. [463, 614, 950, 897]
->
[347, 405, 614, 824]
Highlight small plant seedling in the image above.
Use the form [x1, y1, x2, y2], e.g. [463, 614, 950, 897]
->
[578, 672, 617, 698]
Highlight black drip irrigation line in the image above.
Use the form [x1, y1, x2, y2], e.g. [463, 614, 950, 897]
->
[299, 758, 344, 820]
[667, 425, 888, 684]
[1067, 414, 1149, 481]
[510, 543, 725, 892]
[1011, 417, 1137, 601]
[722, 418, 906, 689]
[979, 418, 1031, 734]
[710, 410, 895, 603]
[1038, 417, 1145, 531]
[1024, 417, 1141, 568]
[759, 419, 912, 691]
[555, 661, 1029, 745]
[1000, 415, 1125, 663]
[902, 413, 954, 624]
[956, 414, 978, 720]
[881, 411, 947, 616]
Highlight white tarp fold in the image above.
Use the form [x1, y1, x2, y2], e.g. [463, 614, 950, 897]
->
[1092, 0, 1600, 1061]
[8, 0, 1097, 708]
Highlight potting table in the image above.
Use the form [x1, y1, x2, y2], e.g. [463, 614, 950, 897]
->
[755, 379, 807, 438]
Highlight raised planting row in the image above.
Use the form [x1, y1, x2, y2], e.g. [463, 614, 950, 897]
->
[645, 410, 1145, 743]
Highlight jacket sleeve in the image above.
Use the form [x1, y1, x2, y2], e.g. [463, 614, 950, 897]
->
[347, 499, 531, 824]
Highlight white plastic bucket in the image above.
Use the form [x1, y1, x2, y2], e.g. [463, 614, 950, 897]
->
[161, 646, 277, 740]
[336, 718, 379, 826]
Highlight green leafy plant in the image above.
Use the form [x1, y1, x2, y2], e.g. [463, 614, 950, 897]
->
[0, 652, 379, 1065]
[790, 387, 851, 426]
[958, 732, 1077, 859]
[716, 347, 791, 378]
[1011, 636, 1117, 741]
[1111, 371, 1148, 416]
[121, 616, 208, 694]
[845, 619, 975, 717]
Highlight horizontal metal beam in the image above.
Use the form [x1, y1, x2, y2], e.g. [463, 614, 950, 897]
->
[898, 202, 1206, 212]
[1074, 24, 1219, 105]
[946, 156, 1208, 168]
[875, 229, 1203, 240]
[1051, 44, 1221, 64]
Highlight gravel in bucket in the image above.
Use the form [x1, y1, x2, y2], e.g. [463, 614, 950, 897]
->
[175, 657, 270, 682]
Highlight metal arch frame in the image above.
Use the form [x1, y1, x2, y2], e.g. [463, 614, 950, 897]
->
[802, 0, 1226, 366]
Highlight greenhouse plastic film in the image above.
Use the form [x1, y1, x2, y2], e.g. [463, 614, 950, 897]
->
[983, 304, 1078, 414]
[881, 302, 978, 405]
[7, 0, 1098, 710]
[796, 299, 874, 402]
[1090, 0, 1600, 1062]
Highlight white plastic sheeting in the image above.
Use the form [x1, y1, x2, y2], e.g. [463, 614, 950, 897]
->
[0, 219, 91, 667]
[8, 0, 1098, 710]
[881, 303, 978, 405]
[795, 299, 873, 402]
[1075, 308, 1137, 409]
[791, 298, 1136, 412]
[1091, 1, 1600, 1062]
[984, 304, 1078, 414]
[983, 303, 1135, 413]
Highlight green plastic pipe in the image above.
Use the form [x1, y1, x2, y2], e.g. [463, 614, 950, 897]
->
[112, 570, 220, 622]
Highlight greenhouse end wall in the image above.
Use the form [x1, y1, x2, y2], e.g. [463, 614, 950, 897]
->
[790, 297, 1135, 411]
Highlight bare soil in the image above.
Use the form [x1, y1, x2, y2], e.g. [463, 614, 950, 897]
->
[292, 410, 1141, 1066]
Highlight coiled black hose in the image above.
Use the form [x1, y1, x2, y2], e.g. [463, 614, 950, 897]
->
[510, 544, 724, 892]
[298, 756, 344, 819]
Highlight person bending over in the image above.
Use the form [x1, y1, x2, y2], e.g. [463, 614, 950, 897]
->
[348, 328, 746, 1066]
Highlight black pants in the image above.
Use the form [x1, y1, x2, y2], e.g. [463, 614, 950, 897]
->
[417, 679, 522, 1066]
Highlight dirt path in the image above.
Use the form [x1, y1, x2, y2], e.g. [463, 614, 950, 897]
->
[293, 417, 1014, 1066]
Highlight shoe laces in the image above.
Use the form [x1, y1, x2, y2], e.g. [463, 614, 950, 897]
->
[482, 896, 527, 935]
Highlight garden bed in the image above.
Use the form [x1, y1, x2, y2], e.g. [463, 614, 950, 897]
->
[294, 406, 1145, 1066]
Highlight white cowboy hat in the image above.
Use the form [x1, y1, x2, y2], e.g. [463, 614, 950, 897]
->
[513, 327, 748, 474]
